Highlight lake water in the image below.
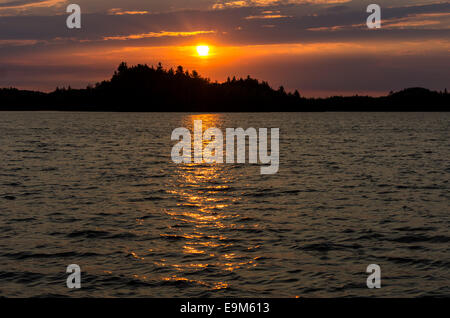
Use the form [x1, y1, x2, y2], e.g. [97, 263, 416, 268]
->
[0, 112, 449, 297]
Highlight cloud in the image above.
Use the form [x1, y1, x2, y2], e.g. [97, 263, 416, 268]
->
[0, 0, 66, 16]
[0, 2, 448, 45]
[0, 0, 68, 12]
[245, 10, 292, 19]
[383, 12, 450, 29]
[108, 8, 149, 15]
[0, 0, 63, 8]
[212, 0, 351, 10]
[0, 39, 39, 46]
[103, 30, 216, 41]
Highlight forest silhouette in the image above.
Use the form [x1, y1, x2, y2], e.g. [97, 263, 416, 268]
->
[0, 62, 448, 111]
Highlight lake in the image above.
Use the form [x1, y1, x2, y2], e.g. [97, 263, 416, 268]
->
[0, 112, 449, 297]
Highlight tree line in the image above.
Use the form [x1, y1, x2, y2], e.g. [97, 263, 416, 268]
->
[0, 62, 448, 111]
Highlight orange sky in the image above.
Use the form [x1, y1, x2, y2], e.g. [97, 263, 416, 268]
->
[0, 0, 449, 96]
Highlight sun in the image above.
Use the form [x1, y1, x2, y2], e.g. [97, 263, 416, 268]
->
[196, 45, 210, 57]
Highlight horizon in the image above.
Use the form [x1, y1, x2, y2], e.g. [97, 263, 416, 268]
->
[0, 0, 449, 97]
[3, 61, 448, 99]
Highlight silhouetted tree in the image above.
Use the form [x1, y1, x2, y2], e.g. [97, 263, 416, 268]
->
[1, 62, 448, 112]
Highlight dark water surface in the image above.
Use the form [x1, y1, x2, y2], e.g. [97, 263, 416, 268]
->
[0, 112, 449, 297]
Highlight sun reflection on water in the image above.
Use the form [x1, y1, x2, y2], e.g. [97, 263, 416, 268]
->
[157, 114, 258, 290]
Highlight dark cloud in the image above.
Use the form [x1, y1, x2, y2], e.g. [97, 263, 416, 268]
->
[0, 2, 448, 46]
[0, 0, 47, 8]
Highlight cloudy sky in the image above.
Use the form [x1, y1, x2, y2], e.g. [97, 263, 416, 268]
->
[0, 0, 449, 96]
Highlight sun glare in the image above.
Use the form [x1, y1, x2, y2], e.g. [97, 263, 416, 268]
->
[196, 45, 210, 57]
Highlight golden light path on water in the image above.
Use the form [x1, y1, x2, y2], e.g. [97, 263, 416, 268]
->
[159, 114, 258, 291]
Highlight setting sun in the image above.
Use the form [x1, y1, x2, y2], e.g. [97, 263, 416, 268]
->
[196, 45, 210, 57]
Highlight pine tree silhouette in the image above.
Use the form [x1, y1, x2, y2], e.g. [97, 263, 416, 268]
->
[0, 62, 448, 111]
